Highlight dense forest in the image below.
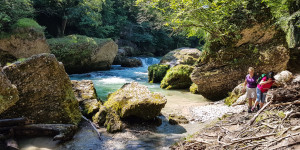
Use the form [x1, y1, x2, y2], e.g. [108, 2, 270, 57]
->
[0, 0, 203, 56]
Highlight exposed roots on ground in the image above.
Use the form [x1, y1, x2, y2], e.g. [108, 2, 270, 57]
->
[171, 81, 300, 150]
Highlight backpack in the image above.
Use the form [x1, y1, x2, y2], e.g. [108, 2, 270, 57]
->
[256, 73, 267, 84]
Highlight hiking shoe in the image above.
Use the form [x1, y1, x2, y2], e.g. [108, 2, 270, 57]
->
[248, 108, 252, 113]
[251, 106, 255, 112]
[257, 105, 260, 110]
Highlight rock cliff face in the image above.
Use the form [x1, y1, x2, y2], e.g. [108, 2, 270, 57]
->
[0, 54, 81, 124]
[160, 48, 202, 67]
[0, 28, 50, 60]
[0, 68, 19, 114]
[191, 24, 289, 100]
[48, 35, 118, 74]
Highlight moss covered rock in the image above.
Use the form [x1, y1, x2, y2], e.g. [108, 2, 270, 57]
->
[0, 68, 19, 114]
[0, 54, 81, 124]
[104, 82, 167, 120]
[48, 35, 118, 74]
[71, 80, 99, 118]
[160, 48, 202, 67]
[189, 83, 199, 94]
[104, 109, 123, 133]
[168, 114, 189, 125]
[71, 80, 97, 102]
[0, 18, 50, 60]
[121, 58, 142, 67]
[92, 105, 108, 126]
[160, 65, 194, 89]
[148, 64, 170, 83]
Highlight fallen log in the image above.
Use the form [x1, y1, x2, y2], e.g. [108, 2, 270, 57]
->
[270, 100, 300, 107]
[0, 118, 33, 127]
[248, 101, 273, 126]
[13, 124, 78, 141]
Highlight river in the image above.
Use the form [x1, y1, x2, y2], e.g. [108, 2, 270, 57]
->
[18, 57, 210, 150]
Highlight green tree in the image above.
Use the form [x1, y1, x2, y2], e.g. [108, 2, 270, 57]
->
[33, 0, 103, 37]
[0, 0, 34, 32]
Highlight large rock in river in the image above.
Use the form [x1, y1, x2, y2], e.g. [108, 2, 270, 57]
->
[104, 82, 167, 120]
[160, 48, 202, 67]
[191, 24, 290, 100]
[0, 68, 19, 114]
[48, 35, 118, 74]
[161, 65, 194, 89]
[0, 54, 82, 124]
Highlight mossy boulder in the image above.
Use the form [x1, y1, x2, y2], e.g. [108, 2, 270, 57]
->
[224, 83, 244, 106]
[160, 48, 202, 67]
[104, 82, 167, 120]
[104, 109, 123, 133]
[71, 80, 99, 118]
[189, 83, 199, 94]
[48, 35, 118, 74]
[0, 68, 19, 114]
[92, 105, 108, 126]
[168, 114, 189, 125]
[121, 58, 142, 67]
[71, 80, 98, 102]
[161, 65, 194, 89]
[191, 23, 289, 100]
[148, 64, 170, 83]
[0, 18, 50, 60]
[0, 54, 81, 124]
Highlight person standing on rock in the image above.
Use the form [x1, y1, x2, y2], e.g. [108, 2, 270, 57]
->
[243, 67, 258, 113]
[252, 71, 275, 112]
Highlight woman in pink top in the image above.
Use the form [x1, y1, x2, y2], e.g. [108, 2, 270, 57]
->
[252, 71, 275, 111]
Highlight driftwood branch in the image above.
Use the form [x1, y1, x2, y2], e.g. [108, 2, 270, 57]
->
[81, 115, 101, 140]
[266, 132, 300, 148]
[270, 100, 300, 107]
[0, 118, 33, 127]
[225, 133, 276, 146]
[248, 101, 273, 126]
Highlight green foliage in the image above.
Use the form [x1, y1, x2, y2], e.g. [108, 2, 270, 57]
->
[224, 92, 241, 106]
[189, 83, 199, 94]
[0, 0, 34, 32]
[12, 18, 44, 33]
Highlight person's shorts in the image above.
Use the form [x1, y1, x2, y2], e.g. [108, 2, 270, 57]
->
[246, 87, 256, 99]
[256, 88, 267, 103]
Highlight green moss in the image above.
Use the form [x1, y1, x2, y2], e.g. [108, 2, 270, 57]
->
[189, 83, 199, 94]
[148, 64, 170, 83]
[277, 111, 286, 118]
[160, 65, 194, 89]
[255, 114, 265, 122]
[225, 92, 241, 106]
[12, 18, 44, 31]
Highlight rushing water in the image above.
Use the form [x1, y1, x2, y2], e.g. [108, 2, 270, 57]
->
[69, 57, 161, 100]
[19, 57, 210, 150]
